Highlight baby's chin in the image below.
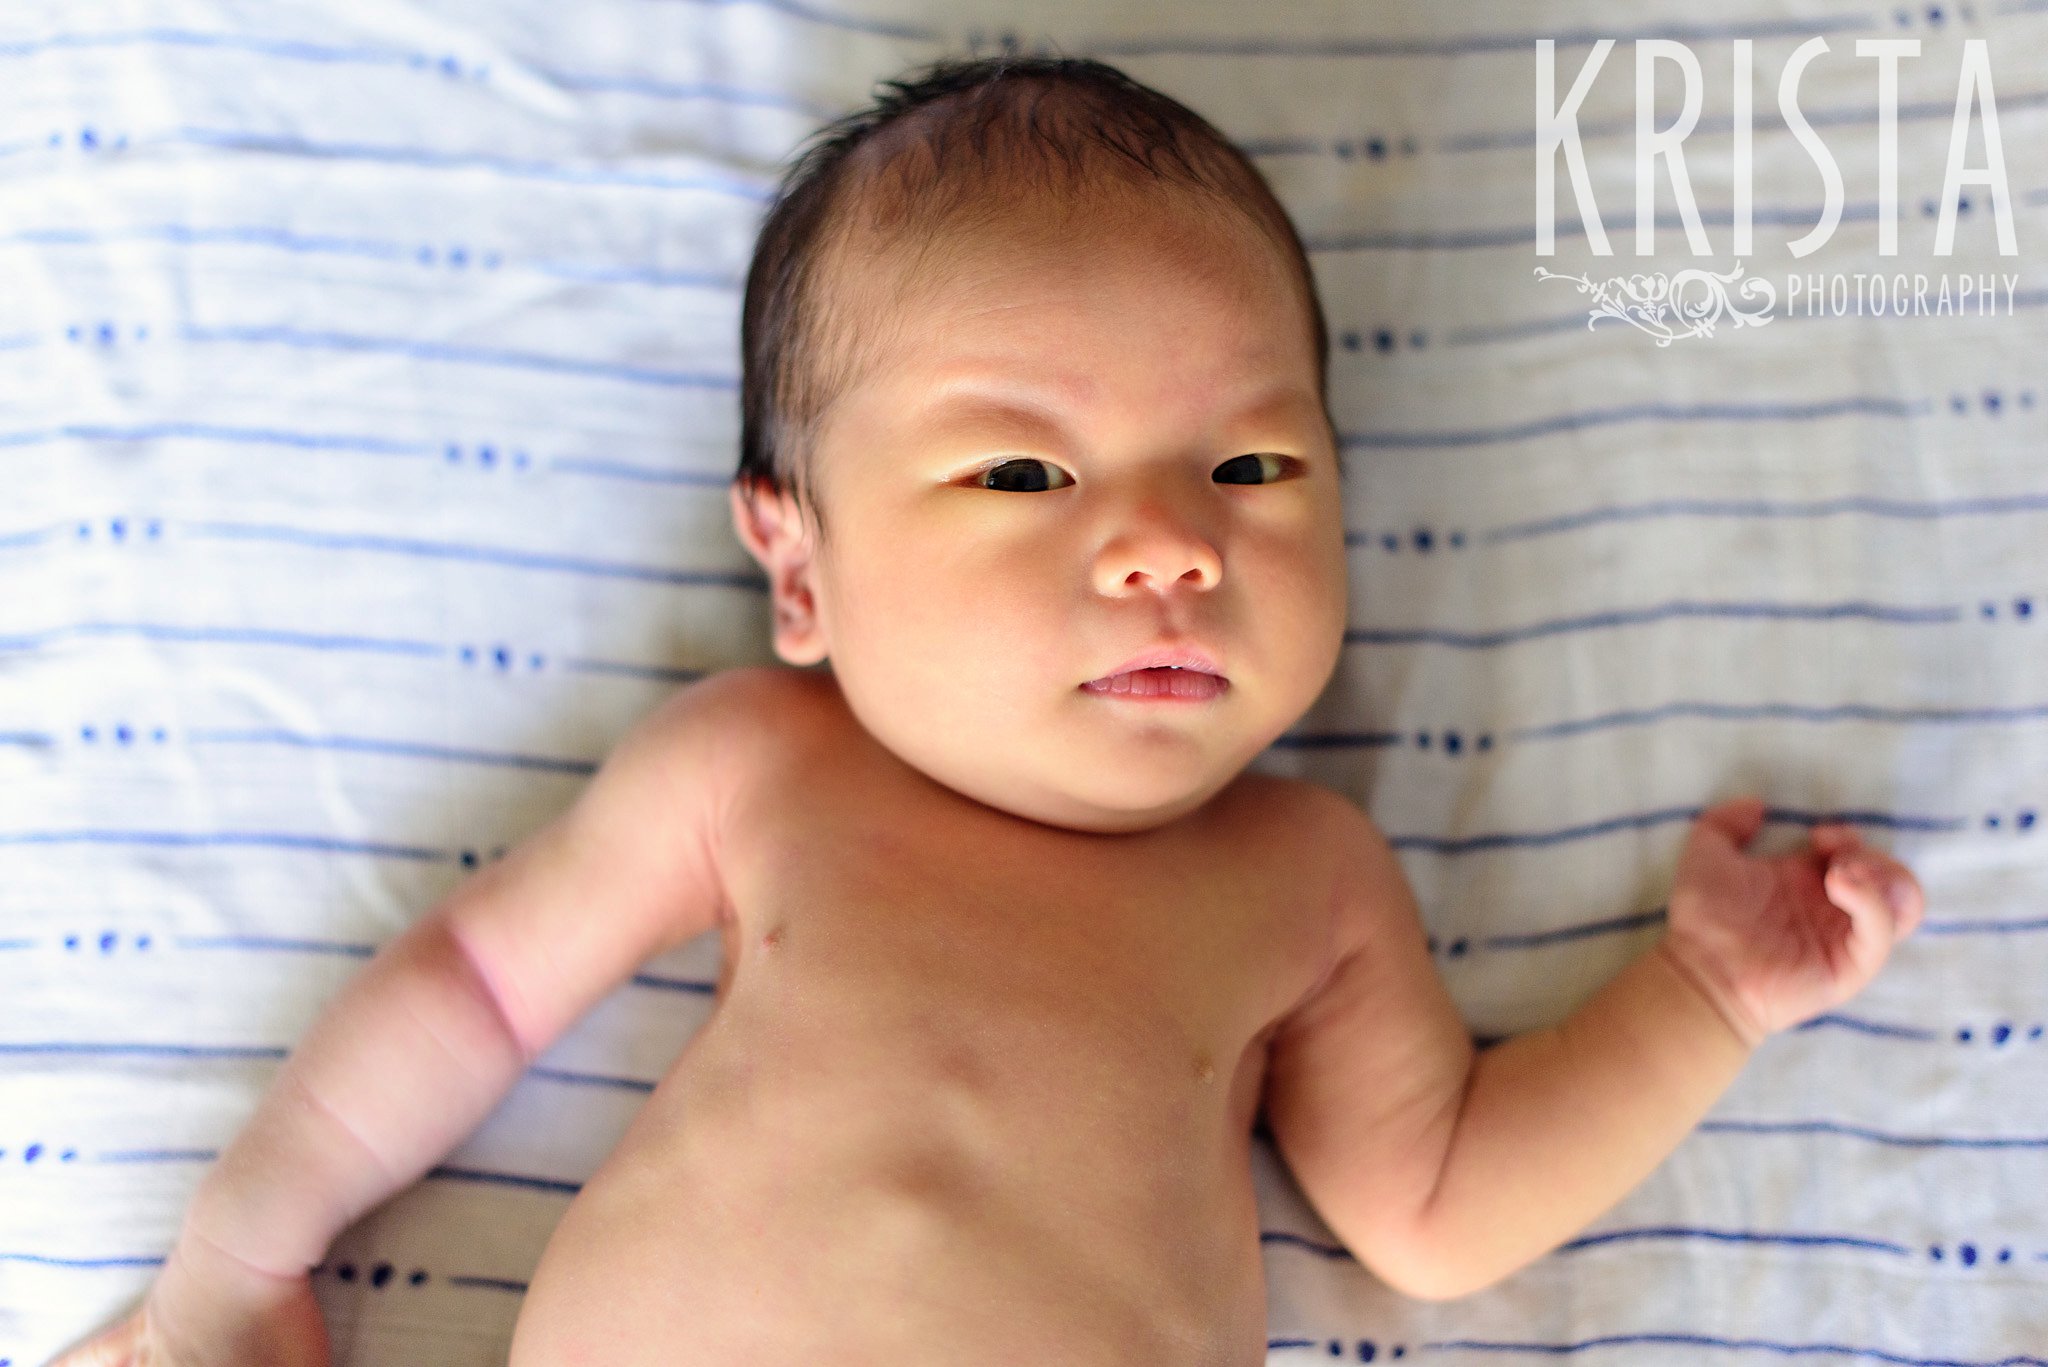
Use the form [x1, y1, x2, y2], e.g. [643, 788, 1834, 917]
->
[922, 745, 1248, 835]
[832, 672, 1260, 832]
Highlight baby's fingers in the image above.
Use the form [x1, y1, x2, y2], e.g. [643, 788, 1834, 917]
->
[1816, 860, 1907, 993]
[1808, 822, 1863, 859]
[1824, 851, 1924, 942]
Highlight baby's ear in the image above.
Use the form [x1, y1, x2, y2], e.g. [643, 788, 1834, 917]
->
[728, 479, 828, 667]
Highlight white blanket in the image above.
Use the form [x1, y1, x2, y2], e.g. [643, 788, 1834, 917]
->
[5, 0, 2044, 1362]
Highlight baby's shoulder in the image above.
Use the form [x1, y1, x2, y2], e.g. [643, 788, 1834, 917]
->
[1217, 777, 1406, 915]
[1194, 773, 1380, 901]
[1213, 770, 1372, 849]
[654, 665, 844, 792]
[708, 664, 842, 754]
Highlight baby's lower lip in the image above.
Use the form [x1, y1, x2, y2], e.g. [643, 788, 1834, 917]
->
[1080, 667, 1228, 701]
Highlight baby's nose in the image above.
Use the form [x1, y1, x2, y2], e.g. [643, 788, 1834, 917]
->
[1092, 505, 1222, 595]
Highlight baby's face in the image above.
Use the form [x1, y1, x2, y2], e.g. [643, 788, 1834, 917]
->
[739, 195, 1347, 833]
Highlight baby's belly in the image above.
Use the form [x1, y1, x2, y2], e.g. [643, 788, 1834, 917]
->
[506, 992, 1272, 1366]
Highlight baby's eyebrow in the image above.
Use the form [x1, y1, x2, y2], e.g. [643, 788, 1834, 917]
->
[913, 377, 1075, 428]
[914, 378, 1317, 434]
[917, 391, 1068, 433]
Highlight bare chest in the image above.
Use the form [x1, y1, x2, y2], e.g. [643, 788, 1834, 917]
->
[509, 678, 1341, 1365]
[706, 681, 1336, 1125]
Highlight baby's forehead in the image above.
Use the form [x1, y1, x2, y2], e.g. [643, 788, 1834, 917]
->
[833, 178, 1295, 314]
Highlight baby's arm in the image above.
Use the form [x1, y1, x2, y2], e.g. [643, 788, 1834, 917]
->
[1261, 793, 1923, 1302]
[52, 668, 758, 1365]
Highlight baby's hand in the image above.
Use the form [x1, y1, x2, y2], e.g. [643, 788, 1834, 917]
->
[1660, 795, 1925, 1050]
[46, 1229, 330, 1367]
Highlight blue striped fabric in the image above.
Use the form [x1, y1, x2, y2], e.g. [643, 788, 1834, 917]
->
[3, 2, 2044, 1362]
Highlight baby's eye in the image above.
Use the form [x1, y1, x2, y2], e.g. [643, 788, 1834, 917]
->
[979, 457, 1074, 492]
[1214, 453, 1292, 485]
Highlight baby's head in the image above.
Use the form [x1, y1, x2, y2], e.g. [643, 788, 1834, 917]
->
[730, 54, 1348, 834]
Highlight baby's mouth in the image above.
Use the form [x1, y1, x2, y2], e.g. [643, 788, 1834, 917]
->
[1080, 666, 1228, 700]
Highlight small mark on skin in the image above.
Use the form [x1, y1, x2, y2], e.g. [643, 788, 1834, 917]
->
[762, 927, 783, 950]
[1194, 1053, 1216, 1084]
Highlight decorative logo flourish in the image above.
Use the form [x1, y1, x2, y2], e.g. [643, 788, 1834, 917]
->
[1534, 263, 1777, 344]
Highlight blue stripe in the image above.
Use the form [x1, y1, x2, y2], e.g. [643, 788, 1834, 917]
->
[1267, 729, 1405, 749]
[1310, 198, 1900, 252]
[169, 127, 774, 199]
[0, 28, 419, 63]
[445, 1274, 530, 1293]
[525, 1065, 656, 1093]
[631, 972, 716, 995]
[1557, 1226, 1911, 1255]
[0, 1251, 165, 1268]
[1265, 697, 2048, 754]
[652, 0, 938, 39]
[0, 1046, 656, 1094]
[1443, 85, 2048, 153]
[185, 729, 600, 774]
[176, 935, 377, 957]
[545, 67, 832, 115]
[0, 621, 712, 683]
[0, 621, 446, 656]
[1276, 1225, 1925, 1269]
[12, 221, 409, 260]
[180, 324, 737, 389]
[1387, 804, 1962, 854]
[1259, 1230, 1354, 1259]
[0, 425, 734, 484]
[1420, 1333, 2048, 1365]
[184, 520, 760, 587]
[496, 257, 736, 289]
[1440, 311, 1596, 345]
[529, 655, 710, 684]
[1702, 1119, 2048, 1149]
[1514, 700, 2048, 742]
[1482, 908, 1668, 948]
[1795, 1014, 1940, 1042]
[1918, 914, 2048, 935]
[1351, 600, 1960, 650]
[1478, 910, 2032, 954]
[0, 31, 820, 111]
[1091, 16, 1876, 59]
[0, 829, 447, 859]
[2, 224, 741, 289]
[0, 419, 432, 455]
[1488, 493, 2048, 543]
[1440, 285, 2047, 347]
[1341, 397, 1929, 450]
[547, 457, 735, 485]
[0, 1042, 288, 1060]
[428, 1165, 582, 1196]
[96, 1149, 220, 1163]
[167, 941, 720, 992]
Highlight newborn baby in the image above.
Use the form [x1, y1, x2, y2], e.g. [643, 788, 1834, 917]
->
[57, 54, 1925, 1367]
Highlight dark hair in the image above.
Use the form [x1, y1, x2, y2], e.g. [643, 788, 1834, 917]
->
[735, 52, 1331, 545]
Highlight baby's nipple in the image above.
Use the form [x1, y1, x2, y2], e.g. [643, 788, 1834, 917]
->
[762, 926, 784, 951]
[1193, 1052, 1216, 1085]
